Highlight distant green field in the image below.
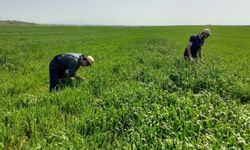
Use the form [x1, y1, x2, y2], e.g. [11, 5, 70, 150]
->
[0, 25, 249, 149]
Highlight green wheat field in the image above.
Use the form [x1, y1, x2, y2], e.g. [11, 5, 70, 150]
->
[0, 25, 249, 149]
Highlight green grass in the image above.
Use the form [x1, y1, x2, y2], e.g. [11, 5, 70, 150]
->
[0, 25, 249, 149]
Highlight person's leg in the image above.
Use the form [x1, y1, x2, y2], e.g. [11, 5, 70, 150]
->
[193, 55, 198, 61]
[184, 56, 189, 61]
[49, 63, 59, 92]
[58, 69, 67, 83]
[184, 49, 189, 61]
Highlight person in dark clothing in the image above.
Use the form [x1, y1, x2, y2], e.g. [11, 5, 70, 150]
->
[49, 53, 94, 92]
[184, 29, 211, 62]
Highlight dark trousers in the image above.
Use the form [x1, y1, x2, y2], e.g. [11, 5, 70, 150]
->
[184, 50, 197, 60]
[49, 55, 66, 92]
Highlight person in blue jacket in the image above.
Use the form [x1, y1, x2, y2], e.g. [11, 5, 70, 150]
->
[184, 29, 211, 62]
[49, 53, 94, 92]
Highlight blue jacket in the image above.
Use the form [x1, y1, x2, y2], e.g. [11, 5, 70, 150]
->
[56, 53, 82, 76]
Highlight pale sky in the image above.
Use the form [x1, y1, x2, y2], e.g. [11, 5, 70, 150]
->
[0, 0, 250, 25]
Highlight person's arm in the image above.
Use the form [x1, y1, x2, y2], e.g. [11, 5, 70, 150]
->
[198, 48, 204, 63]
[66, 60, 83, 80]
[186, 42, 194, 61]
[66, 72, 84, 80]
[66, 57, 79, 77]
[64, 68, 77, 77]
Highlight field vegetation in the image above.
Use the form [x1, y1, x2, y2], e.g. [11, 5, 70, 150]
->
[0, 25, 249, 149]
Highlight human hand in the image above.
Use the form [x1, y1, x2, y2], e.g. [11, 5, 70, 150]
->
[189, 57, 194, 62]
[64, 70, 70, 76]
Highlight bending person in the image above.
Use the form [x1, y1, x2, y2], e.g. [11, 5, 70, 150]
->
[49, 53, 94, 92]
[184, 29, 211, 62]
